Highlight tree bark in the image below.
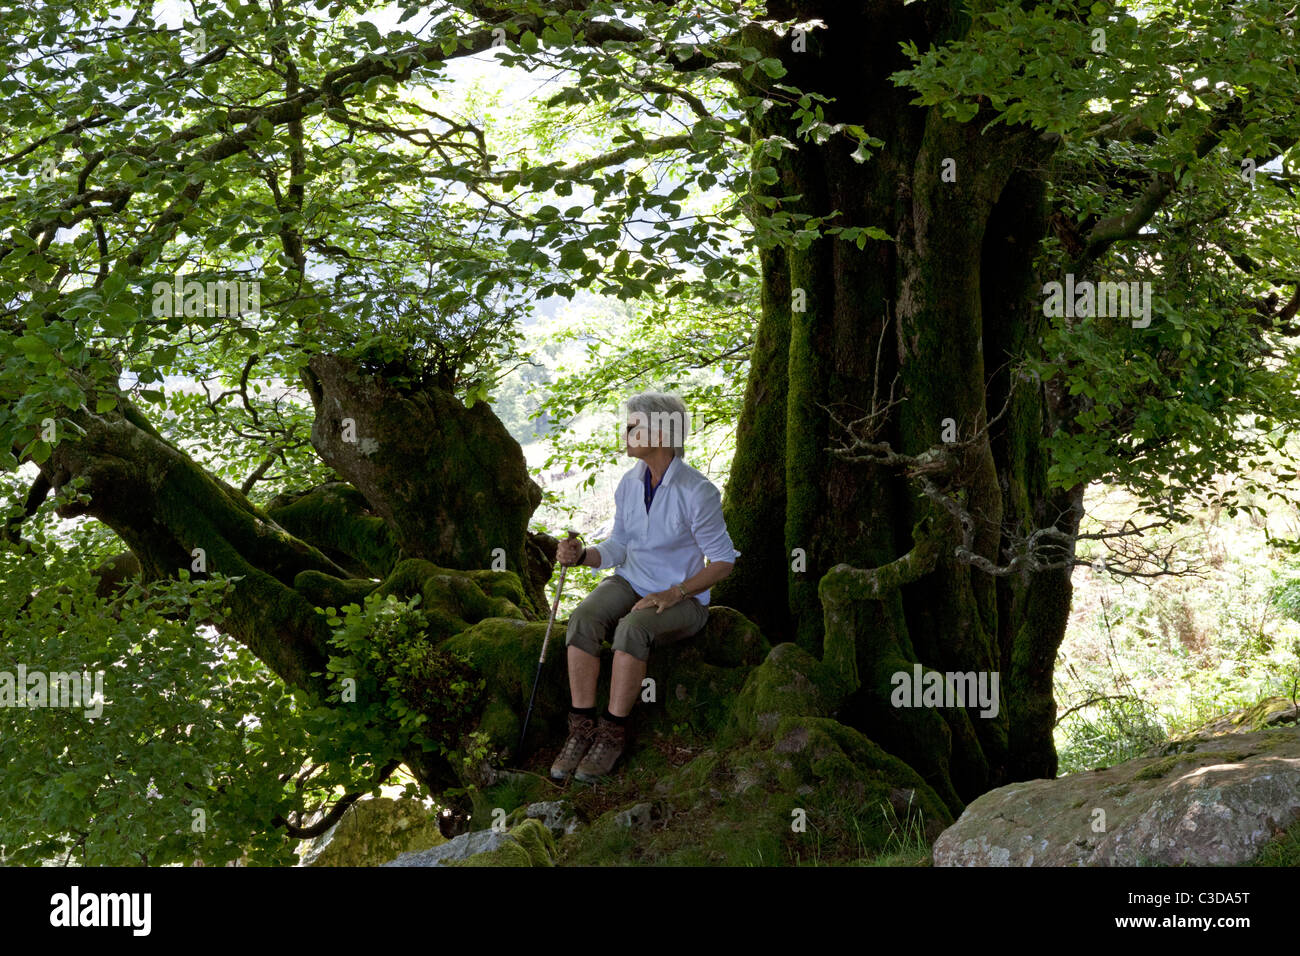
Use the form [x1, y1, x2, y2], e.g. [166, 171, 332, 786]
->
[718, 1, 1081, 808]
[301, 353, 549, 612]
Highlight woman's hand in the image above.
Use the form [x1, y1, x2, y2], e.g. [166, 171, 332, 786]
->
[632, 588, 684, 613]
[557, 537, 584, 566]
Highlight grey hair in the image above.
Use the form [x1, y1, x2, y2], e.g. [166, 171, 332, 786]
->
[625, 391, 689, 457]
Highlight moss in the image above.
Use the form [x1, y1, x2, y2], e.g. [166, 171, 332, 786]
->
[305, 353, 547, 614]
[768, 715, 952, 842]
[476, 697, 521, 757]
[440, 617, 560, 703]
[137, 449, 335, 691]
[727, 643, 837, 744]
[1234, 697, 1299, 732]
[292, 570, 377, 610]
[1136, 749, 1256, 782]
[711, 238, 792, 643]
[562, 715, 951, 866]
[438, 616, 569, 764]
[449, 820, 557, 867]
[439, 606, 772, 770]
[1154, 738, 1202, 756]
[690, 606, 771, 668]
[1134, 755, 1180, 780]
[377, 558, 439, 599]
[376, 559, 524, 641]
[267, 482, 399, 578]
[843, 651, 966, 816]
[650, 659, 754, 740]
[1203, 750, 1252, 764]
[450, 840, 532, 866]
[665, 751, 721, 799]
[507, 818, 558, 866]
[465, 568, 527, 608]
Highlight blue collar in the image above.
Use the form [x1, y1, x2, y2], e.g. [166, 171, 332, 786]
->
[643, 457, 675, 512]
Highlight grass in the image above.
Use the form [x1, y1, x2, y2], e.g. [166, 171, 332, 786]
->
[1249, 818, 1300, 866]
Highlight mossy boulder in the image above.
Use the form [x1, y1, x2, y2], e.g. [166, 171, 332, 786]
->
[439, 616, 565, 761]
[559, 716, 951, 866]
[933, 725, 1300, 866]
[437, 604, 770, 769]
[416, 584, 952, 865]
[297, 796, 446, 867]
[685, 606, 770, 667]
[382, 818, 555, 867]
[1164, 695, 1299, 743]
[643, 605, 771, 736]
[552, 631, 952, 866]
[451, 819, 556, 867]
[726, 642, 840, 745]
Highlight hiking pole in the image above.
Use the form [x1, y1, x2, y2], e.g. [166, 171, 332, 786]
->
[518, 530, 582, 759]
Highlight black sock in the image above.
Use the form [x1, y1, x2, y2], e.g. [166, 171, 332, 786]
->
[570, 705, 596, 718]
[602, 708, 629, 725]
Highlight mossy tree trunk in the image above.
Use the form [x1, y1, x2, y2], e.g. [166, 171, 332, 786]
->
[714, 2, 1084, 812]
[300, 354, 552, 612]
[31, 353, 555, 794]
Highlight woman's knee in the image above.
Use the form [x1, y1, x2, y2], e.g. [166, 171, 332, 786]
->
[564, 607, 603, 657]
[611, 617, 652, 661]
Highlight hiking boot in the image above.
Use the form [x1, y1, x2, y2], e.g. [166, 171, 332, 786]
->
[550, 711, 598, 780]
[574, 716, 628, 783]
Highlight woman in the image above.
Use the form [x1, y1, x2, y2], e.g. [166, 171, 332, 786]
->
[550, 391, 738, 783]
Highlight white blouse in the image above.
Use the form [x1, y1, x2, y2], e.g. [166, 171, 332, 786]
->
[593, 456, 740, 606]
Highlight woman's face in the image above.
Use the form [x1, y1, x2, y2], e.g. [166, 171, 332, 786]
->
[625, 418, 648, 456]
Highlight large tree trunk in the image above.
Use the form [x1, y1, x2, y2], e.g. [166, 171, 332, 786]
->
[715, 1, 1082, 811]
[301, 353, 551, 612]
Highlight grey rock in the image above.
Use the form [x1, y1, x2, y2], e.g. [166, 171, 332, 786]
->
[382, 827, 511, 867]
[525, 800, 581, 836]
[614, 802, 654, 830]
[933, 726, 1300, 866]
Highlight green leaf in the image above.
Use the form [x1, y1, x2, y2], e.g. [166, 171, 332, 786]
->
[102, 271, 127, 299]
[28, 439, 51, 464]
[15, 336, 52, 361]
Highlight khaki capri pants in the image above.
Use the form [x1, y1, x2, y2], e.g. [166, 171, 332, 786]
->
[564, 573, 708, 662]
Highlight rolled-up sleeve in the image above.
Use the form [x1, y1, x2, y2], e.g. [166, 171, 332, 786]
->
[594, 477, 629, 568]
[689, 481, 739, 564]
